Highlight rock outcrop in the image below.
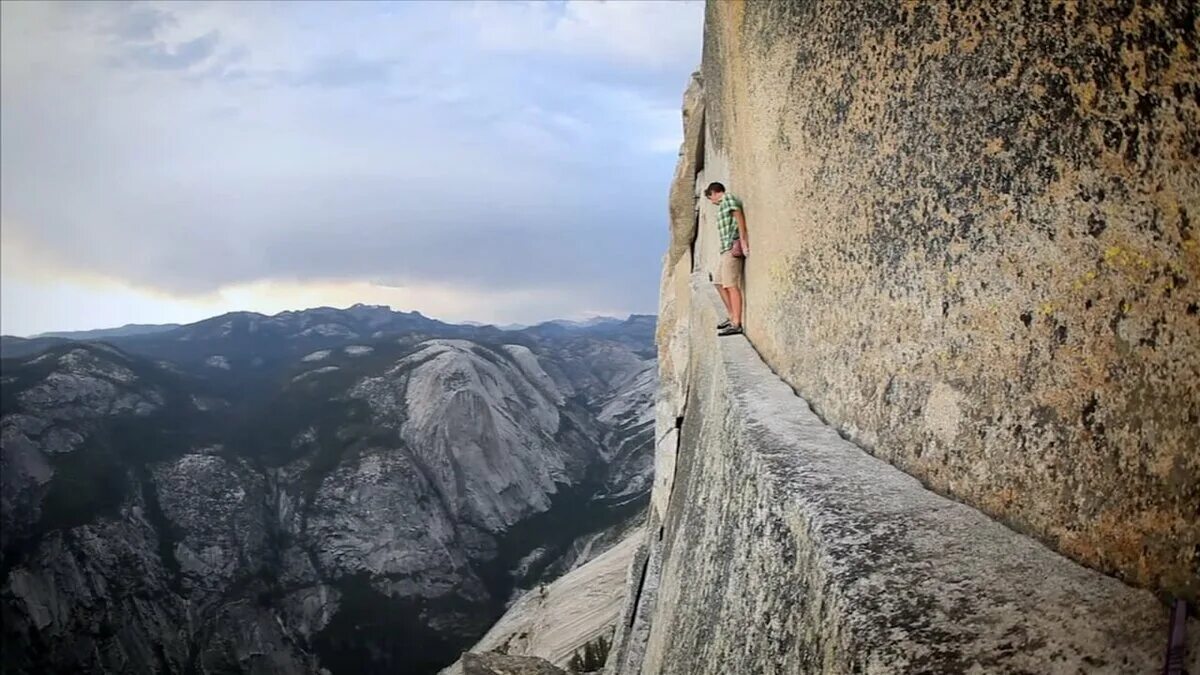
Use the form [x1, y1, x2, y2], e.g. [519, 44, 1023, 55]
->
[462, 652, 566, 675]
[443, 529, 639, 674]
[608, 1, 1198, 673]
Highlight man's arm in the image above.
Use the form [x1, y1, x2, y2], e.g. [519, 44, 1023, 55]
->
[734, 209, 749, 254]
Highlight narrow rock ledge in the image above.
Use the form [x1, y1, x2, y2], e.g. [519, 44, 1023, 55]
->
[622, 274, 1198, 674]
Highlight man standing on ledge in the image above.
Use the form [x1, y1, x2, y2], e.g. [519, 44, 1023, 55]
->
[705, 182, 749, 336]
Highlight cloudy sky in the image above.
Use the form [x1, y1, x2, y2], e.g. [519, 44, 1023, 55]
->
[0, 1, 703, 336]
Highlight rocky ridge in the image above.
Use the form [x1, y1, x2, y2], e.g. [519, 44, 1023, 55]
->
[1, 311, 656, 674]
[443, 528, 641, 675]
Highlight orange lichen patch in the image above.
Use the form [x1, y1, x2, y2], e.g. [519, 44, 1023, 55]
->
[1101, 243, 1160, 280]
[1164, 40, 1199, 88]
[1119, 44, 1150, 92]
[980, 486, 1022, 515]
[1071, 270, 1099, 291]
[956, 30, 982, 55]
[1070, 78, 1099, 112]
[1058, 508, 1199, 596]
[1098, 147, 1134, 176]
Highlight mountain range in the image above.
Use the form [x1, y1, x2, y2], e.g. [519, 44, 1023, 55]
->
[0, 305, 656, 674]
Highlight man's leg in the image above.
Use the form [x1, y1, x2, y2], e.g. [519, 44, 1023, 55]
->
[715, 287, 733, 330]
[717, 254, 745, 335]
[714, 261, 732, 327]
[727, 286, 743, 327]
[716, 285, 732, 317]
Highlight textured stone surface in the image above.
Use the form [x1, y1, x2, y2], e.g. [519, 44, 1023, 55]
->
[152, 454, 272, 599]
[442, 530, 638, 674]
[626, 275, 1198, 674]
[462, 652, 567, 675]
[695, 0, 1199, 600]
[358, 339, 577, 531]
[652, 68, 704, 524]
[602, 528, 659, 675]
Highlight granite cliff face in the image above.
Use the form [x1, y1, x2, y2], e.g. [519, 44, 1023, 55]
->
[0, 310, 656, 674]
[443, 527, 639, 675]
[605, 1, 1197, 673]
[697, 0, 1196, 601]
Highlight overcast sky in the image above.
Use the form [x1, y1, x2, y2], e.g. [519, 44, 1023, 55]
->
[0, 1, 703, 336]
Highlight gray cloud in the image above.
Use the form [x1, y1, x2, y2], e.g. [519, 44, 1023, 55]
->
[287, 52, 395, 88]
[1, 1, 703, 321]
[121, 31, 220, 70]
[107, 5, 175, 41]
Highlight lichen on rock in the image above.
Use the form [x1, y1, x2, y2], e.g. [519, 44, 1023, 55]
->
[690, 0, 1198, 602]
[607, 1, 1200, 672]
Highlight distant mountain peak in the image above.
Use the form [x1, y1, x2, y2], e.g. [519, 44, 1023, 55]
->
[31, 323, 183, 341]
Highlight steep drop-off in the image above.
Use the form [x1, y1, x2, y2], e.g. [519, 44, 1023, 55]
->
[1, 310, 656, 675]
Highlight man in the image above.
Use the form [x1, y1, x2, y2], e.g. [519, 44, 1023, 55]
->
[704, 182, 749, 336]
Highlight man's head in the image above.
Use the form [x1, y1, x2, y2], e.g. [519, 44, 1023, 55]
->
[704, 182, 726, 204]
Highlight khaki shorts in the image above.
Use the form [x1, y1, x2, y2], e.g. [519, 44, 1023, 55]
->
[714, 249, 743, 289]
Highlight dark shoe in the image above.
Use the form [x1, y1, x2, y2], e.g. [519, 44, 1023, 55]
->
[717, 319, 732, 330]
[717, 325, 743, 336]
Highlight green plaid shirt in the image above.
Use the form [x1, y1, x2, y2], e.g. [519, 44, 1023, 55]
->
[716, 193, 743, 253]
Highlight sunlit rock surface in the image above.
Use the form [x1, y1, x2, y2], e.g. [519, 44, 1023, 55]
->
[462, 652, 566, 675]
[443, 530, 640, 675]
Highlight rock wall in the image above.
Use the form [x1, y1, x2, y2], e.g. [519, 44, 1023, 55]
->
[620, 273, 1197, 673]
[443, 529, 640, 674]
[693, 0, 1198, 599]
[606, 1, 1199, 672]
